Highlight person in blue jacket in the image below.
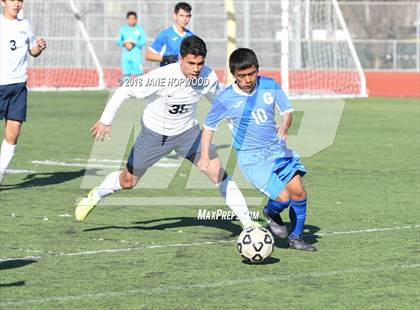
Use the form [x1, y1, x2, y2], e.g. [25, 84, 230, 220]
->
[117, 11, 147, 78]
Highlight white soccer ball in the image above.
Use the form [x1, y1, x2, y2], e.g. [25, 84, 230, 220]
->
[237, 227, 274, 263]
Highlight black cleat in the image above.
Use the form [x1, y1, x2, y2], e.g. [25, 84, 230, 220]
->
[288, 237, 317, 251]
[263, 206, 288, 238]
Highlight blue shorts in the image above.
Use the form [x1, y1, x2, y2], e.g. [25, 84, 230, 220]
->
[122, 60, 143, 76]
[0, 82, 28, 122]
[236, 139, 306, 200]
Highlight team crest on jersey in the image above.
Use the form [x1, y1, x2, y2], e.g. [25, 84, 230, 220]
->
[233, 100, 244, 108]
[263, 92, 274, 105]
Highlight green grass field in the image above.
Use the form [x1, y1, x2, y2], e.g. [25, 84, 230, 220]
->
[0, 92, 419, 309]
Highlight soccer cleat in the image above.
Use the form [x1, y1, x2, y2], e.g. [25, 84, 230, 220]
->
[75, 188, 101, 221]
[263, 206, 288, 238]
[243, 220, 262, 229]
[288, 237, 317, 251]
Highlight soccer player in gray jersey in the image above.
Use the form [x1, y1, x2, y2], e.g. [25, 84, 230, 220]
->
[75, 36, 259, 229]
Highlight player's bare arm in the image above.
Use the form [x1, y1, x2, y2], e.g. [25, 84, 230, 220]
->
[90, 85, 137, 141]
[145, 50, 179, 64]
[277, 111, 292, 140]
[197, 128, 214, 172]
[145, 50, 163, 62]
[29, 38, 46, 57]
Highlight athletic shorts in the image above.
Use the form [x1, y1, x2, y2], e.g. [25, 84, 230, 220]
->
[236, 139, 306, 200]
[0, 82, 28, 122]
[127, 123, 218, 176]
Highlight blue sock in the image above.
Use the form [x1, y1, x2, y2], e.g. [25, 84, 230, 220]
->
[289, 199, 307, 240]
[266, 199, 290, 217]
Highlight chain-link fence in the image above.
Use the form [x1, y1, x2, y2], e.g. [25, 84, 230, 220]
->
[341, 1, 419, 71]
[19, 0, 420, 73]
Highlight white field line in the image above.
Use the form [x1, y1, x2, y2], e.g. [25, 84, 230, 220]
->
[4, 169, 37, 174]
[1, 224, 419, 263]
[69, 158, 176, 163]
[31, 160, 179, 169]
[0, 263, 419, 307]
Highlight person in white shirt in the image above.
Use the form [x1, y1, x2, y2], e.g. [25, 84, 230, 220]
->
[75, 35, 260, 230]
[0, 0, 46, 184]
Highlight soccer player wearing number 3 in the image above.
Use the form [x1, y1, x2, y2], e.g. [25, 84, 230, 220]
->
[0, 0, 46, 185]
[75, 36, 259, 230]
[198, 48, 317, 251]
[145, 2, 193, 67]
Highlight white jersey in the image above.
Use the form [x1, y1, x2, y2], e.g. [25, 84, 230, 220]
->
[0, 15, 37, 85]
[100, 62, 220, 136]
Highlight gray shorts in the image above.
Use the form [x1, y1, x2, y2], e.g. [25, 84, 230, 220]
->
[126, 123, 218, 176]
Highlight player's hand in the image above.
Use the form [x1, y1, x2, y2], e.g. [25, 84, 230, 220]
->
[37, 38, 47, 51]
[90, 121, 112, 141]
[162, 55, 178, 64]
[277, 124, 288, 140]
[197, 156, 210, 172]
[124, 41, 134, 50]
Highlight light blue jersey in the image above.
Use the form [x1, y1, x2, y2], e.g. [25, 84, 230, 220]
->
[204, 76, 305, 200]
[204, 76, 293, 151]
[149, 25, 193, 66]
[117, 24, 147, 75]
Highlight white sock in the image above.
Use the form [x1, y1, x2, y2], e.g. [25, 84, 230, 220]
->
[218, 176, 252, 226]
[95, 171, 122, 198]
[0, 140, 17, 174]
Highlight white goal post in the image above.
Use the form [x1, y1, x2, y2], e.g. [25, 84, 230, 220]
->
[280, 0, 367, 98]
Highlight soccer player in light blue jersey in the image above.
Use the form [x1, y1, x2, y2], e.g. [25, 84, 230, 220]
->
[145, 2, 193, 67]
[117, 11, 147, 77]
[198, 48, 316, 251]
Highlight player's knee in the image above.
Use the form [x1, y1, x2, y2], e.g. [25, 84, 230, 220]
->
[5, 129, 21, 144]
[275, 190, 290, 202]
[291, 190, 307, 201]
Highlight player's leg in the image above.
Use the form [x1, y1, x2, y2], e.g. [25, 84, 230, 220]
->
[121, 59, 132, 82]
[204, 157, 260, 228]
[0, 120, 21, 184]
[131, 60, 143, 76]
[75, 124, 170, 221]
[235, 148, 290, 237]
[176, 125, 257, 228]
[283, 173, 316, 251]
[0, 83, 27, 185]
[263, 188, 290, 239]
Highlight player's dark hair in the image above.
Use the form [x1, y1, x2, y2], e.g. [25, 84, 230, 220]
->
[126, 11, 137, 19]
[229, 48, 259, 74]
[180, 35, 207, 58]
[174, 2, 192, 14]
